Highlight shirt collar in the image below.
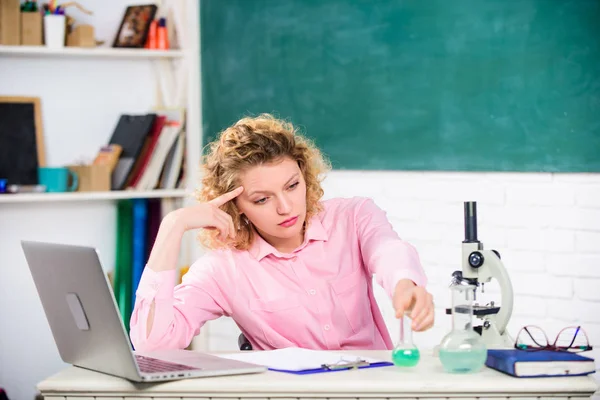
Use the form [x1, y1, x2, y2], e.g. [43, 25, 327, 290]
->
[249, 215, 328, 261]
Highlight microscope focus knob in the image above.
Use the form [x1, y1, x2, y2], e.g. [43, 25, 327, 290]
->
[468, 251, 485, 268]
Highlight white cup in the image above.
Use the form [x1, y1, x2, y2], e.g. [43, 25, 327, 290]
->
[44, 14, 66, 48]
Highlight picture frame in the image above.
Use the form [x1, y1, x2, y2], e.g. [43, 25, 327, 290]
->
[0, 96, 46, 185]
[112, 4, 158, 48]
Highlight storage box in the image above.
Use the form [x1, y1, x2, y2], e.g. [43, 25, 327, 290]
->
[67, 24, 95, 47]
[21, 11, 42, 45]
[68, 165, 111, 192]
[0, 0, 21, 45]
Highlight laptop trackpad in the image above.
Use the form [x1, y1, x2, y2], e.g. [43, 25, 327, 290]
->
[66, 292, 90, 331]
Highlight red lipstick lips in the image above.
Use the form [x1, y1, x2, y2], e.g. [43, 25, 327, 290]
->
[279, 216, 298, 228]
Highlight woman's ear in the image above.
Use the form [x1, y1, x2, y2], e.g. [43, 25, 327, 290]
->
[232, 198, 242, 214]
[236, 199, 245, 215]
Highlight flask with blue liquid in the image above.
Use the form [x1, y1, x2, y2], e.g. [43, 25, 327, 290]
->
[439, 284, 487, 373]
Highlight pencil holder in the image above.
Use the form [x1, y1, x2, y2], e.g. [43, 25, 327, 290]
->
[43, 14, 66, 48]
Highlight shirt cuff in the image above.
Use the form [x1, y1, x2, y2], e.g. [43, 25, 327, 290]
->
[391, 268, 427, 288]
[135, 268, 177, 301]
[384, 268, 428, 299]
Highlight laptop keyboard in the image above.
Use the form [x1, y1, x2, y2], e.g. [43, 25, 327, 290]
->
[135, 355, 200, 373]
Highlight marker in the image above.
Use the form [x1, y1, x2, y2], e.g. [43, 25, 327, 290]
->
[6, 184, 46, 194]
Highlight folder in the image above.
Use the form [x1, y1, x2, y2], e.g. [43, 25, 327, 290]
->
[131, 198, 148, 307]
[108, 113, 156, 189]
[218, 348, 394, 375]
[114, 200, 133, 333]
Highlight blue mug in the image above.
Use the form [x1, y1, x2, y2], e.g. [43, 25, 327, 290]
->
[38, 167, 78, 193]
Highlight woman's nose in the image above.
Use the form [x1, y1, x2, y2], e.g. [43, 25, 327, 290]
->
[277, 195, 292, 214]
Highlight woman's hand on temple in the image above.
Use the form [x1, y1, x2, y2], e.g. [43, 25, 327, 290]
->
[147, 186, 245, 274]
[173, 186, 244, 241]
[392, 279, 435, 332]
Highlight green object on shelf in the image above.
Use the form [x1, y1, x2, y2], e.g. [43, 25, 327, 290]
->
[114, 200, 133, 334]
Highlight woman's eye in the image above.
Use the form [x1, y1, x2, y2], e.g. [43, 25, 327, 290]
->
[254, 198, 267, 204]
[288, 182, 299, 190]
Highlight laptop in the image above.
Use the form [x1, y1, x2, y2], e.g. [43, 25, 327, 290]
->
[21, 240, 267, 382]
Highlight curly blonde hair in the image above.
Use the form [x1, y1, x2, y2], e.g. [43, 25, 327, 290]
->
[196, 114, 331, 251]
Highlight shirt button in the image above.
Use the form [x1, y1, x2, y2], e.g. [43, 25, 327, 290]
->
[309, 289, 316, 295]
[324, 324, 331, 331]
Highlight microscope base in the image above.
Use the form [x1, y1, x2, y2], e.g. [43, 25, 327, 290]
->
[478, 320, 514, 349]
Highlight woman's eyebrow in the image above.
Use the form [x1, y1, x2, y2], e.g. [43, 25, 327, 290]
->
[246, 173, 299, 197]
[284, 173, 300, 186]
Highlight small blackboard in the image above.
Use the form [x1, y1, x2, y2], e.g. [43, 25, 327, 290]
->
[0, 97, 46, 185]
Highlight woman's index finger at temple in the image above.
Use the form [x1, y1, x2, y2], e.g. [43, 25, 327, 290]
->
[209, 186, 244, 207]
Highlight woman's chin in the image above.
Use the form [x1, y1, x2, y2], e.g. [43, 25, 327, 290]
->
[275, 225, 302, 238]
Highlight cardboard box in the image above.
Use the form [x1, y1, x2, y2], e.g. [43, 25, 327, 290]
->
[0, 0, 21, 45]
[67, 24, 95, 47]
[68, 164, 111, 192]
[21, 11, 42, 45]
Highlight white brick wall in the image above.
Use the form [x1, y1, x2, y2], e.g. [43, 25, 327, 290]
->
[199, 170, 600, 395]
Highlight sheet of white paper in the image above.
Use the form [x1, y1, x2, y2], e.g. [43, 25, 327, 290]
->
[218, 347, 388, 371]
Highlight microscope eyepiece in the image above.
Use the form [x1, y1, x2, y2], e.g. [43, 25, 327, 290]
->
[464, 201, 478, 243]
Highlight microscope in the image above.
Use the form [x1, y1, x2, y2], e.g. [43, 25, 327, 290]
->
[448, 201, 515, 349]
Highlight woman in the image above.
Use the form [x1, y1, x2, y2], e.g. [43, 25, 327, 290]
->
[130, 114, 434, 352]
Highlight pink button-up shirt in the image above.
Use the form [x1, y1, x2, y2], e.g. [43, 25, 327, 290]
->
[130, 197, 428, 352]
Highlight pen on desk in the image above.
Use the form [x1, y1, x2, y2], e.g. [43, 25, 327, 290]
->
[321, 359, 370, 370]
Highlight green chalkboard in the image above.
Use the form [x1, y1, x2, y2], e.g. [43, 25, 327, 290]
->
[201, 0, 600, 172]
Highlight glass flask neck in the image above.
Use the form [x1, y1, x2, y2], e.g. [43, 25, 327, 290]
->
[450, 284, 476, 332]
[399, 314, 413, 345]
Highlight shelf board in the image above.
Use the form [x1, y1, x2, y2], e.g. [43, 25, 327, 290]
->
[0, 189, 192, 204]
[0, 45, 184, 59]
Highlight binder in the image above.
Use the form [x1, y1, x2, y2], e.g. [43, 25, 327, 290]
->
[131, 198, 148, 307]
[113, 200, 133, 333]
[108, 113, 156, 189]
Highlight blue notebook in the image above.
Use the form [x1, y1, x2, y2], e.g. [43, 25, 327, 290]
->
[486, 349, 596, 378]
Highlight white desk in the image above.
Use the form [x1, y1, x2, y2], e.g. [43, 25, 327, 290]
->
[37, 350, 598, 400]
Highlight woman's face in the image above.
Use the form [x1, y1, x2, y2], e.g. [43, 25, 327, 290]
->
[235, 157, 307, 250]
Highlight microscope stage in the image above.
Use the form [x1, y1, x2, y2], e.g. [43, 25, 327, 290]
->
[445, 305, 501, 316]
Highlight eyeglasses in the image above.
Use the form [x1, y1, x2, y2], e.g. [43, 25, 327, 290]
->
[515, 325, 593, 353]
